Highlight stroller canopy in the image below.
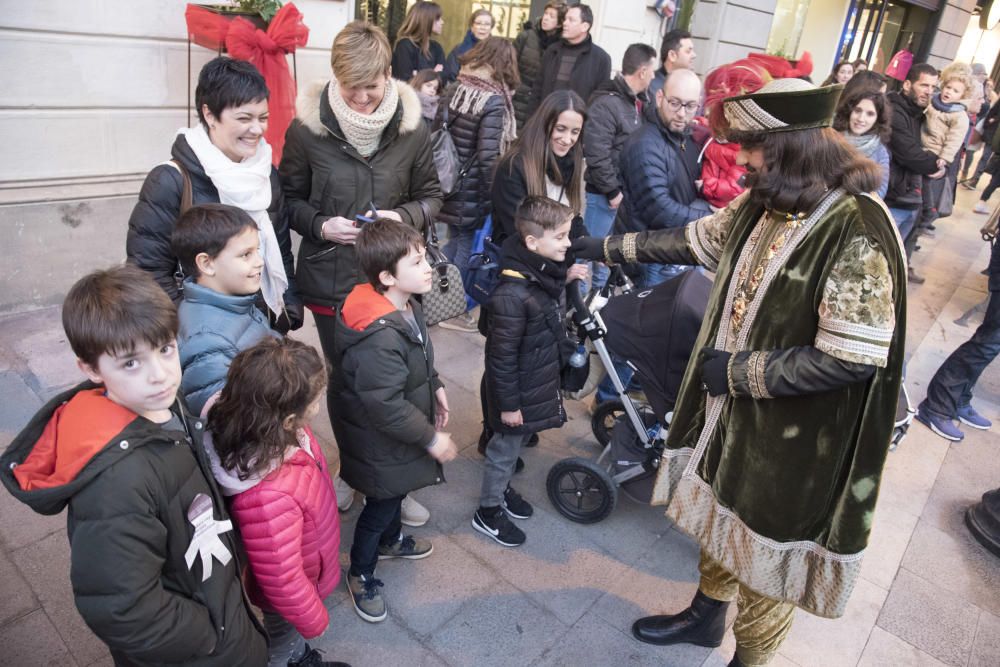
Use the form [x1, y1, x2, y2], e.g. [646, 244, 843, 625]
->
[602, 270, 712, 421]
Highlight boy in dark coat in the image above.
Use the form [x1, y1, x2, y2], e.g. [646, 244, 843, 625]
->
[334, 219, 457, 623]
[474, 196, 589, 547]
[0, 266, 266, 667]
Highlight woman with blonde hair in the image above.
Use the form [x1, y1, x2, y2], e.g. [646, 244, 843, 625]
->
[443, 8, 495, 83]
[392, 1, 446, 80]
[280, 20, 442, 529]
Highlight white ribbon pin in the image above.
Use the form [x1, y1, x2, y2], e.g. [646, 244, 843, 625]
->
[184, 493, 233, 582]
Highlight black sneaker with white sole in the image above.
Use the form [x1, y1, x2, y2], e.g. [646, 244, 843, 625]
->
[472, 506, 526, 547]
[502, 485, 533, 519]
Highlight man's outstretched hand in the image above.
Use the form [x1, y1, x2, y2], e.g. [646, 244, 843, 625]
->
[570, 235, 604, 261]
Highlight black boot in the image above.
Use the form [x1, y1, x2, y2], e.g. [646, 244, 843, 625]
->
[632, 589, 729, 647]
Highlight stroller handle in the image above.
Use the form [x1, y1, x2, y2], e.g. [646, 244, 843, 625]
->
[567, 279, 590, 326]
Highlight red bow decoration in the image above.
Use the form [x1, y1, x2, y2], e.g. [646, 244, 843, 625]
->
[185, 4, 309, 165]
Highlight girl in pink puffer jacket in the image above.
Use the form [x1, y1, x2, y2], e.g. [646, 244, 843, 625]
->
[206, 338, 345, 667]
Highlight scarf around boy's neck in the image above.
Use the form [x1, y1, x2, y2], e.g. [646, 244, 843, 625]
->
[501, 235, 568, 299]
[327, 76, 399, 158]
[931, 93, 966, 113]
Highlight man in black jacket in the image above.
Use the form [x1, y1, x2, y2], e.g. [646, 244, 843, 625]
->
[583, 43, 657, 290]
[617, 68, 711, 287]
[528, 3, 611, 117]
[885, 63, 945, 283]
[650, 29, 697, 99]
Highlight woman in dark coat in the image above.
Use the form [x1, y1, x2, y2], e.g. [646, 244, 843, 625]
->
[126, 57, 301, 332]
[279, 20, 442, 425]
[442, 9, 495, 84]
[512, 2, 566, 128]
[391, 1, 446, 81]
[434, 36, 519, 323]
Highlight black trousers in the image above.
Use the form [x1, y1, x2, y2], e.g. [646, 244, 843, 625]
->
[350, 495, 404, 577]
[924, 289, 1000, 418]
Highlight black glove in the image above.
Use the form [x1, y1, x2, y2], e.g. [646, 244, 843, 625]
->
[274, 302, 305, 334]
[570, 235, 604, 261]
[699, 347, 732, 396]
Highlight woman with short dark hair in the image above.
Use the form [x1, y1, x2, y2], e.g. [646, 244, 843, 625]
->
[126, 56, 301, 331]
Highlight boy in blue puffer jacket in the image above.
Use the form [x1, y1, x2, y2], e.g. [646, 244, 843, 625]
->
[171, 204, 279, 417]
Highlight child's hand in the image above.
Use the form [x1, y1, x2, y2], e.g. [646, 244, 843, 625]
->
[428, 432, 458, 462]
[501, 410, 523, 427]
[566, 263, 590, 284]
[434, 387, 450, 429]
[936, 158, 946, 169]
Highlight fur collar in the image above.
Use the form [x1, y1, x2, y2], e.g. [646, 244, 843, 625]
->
[296, 78, 423, 137]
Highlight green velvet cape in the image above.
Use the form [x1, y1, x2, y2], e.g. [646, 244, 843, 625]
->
[651, 191, 907, 618]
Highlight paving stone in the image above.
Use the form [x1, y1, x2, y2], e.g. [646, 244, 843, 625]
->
[0, 370, 42, 450]
[920, 427, 1000, 535]
[779, 577, 887, 667]
[877, 569, 979, 666]
[590, 528, 702, 635]
[858, 626, 948, 666]
[13, 322, 82, 393]
[424, 579, 565, 667]
[533, 611, 681, 667]
[310, 590, 446, 667]
[372, 534, 502, 636]
[900, 519, 1000, 617]
[408, 455, 486, 533]
[877, 426, 951, 518]
[0, 608, 77, 667]
[0, 547, 37, 626]
[860, 497, 920, 590]
[11, 531, 110, 666]
[0, 475, 65, 551]
[451, 503, 629, 626]
[969, 610, 1000, 667]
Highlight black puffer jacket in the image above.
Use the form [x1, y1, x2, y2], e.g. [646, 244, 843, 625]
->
[512, 21, 559, 128]
[391, 38, 446, 81]
[530, 35, 611, 118]
[434, 74, 508, 230]
[333, 284, 444, 499]
[485, 238, 571, 435]
[280, 80, 443, 309]
[125, 134, 299, 309]
[584, 75, 650, 199]
[885, 91, 941, 210]
[0, 383, 266, 667]
[617, 113, 711, 233]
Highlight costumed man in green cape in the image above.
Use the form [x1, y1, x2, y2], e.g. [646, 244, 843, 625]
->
[573, 78, 907, 666]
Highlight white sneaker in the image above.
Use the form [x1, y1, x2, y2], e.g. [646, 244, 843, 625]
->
[438, 311, 479, 333]
[400, 494, 430, 527]
[333, 475, 355, 512]
[974, 201, 990, 214]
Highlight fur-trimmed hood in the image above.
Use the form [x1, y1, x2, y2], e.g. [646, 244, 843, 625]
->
[295, 78, 423, 138]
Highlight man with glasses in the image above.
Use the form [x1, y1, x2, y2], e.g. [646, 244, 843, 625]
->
[617, 68, 711, 287]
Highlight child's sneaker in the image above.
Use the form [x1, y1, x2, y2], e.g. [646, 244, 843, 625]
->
[974, 201, 990, 214]
[473, 506, 526, 547]
[347, 572, 387, 623]
[916, 404, 965, 442]
[502, 485, 534, 519]
[333, 476, 355, 512]
[289, 644, 352, 667]
[400, 494, 430, 527]
[957, 404, 992, 430]
[378, 534, 433, 560]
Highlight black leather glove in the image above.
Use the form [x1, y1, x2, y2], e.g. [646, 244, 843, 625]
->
[570, 235, 604, 261]
[699, 347, 732, 396]
[274, 302, 305, 334]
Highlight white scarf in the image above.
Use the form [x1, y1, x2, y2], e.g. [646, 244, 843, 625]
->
[180, 124, 288, 317]
[327, 77, 399, 157]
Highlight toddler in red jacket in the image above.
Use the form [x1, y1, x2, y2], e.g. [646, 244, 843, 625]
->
[205, 338, 347, 667]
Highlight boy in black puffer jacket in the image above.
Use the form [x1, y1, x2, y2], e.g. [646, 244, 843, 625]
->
[474, 196, 589, 547]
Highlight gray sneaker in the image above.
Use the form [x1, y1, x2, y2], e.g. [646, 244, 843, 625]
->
[347, 572, 387, 623]
[378, 534, 433, 560]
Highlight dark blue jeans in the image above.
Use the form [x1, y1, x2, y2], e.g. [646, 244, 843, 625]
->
[350, 495, 404, 577]
[923, 289, 1000, 418]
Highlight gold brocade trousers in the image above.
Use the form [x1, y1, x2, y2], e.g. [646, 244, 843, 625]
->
[698, 552, 796, 666]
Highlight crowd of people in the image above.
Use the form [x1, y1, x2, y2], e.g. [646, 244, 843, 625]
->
[1, 2, 998, 667]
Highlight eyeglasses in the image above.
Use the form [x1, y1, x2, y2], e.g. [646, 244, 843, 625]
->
[664, 97, 699, 114]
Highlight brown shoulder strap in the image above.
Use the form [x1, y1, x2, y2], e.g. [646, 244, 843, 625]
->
[171, 159, 193, 217]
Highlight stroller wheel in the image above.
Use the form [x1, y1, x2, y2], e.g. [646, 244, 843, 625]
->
[546, 457, 617, 524]
[591, 400, 655, 446]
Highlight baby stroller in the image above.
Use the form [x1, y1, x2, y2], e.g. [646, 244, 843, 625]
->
[546, 268, 711, 523]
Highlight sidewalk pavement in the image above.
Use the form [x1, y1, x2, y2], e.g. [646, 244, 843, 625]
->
[1, 188, 998, 667]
